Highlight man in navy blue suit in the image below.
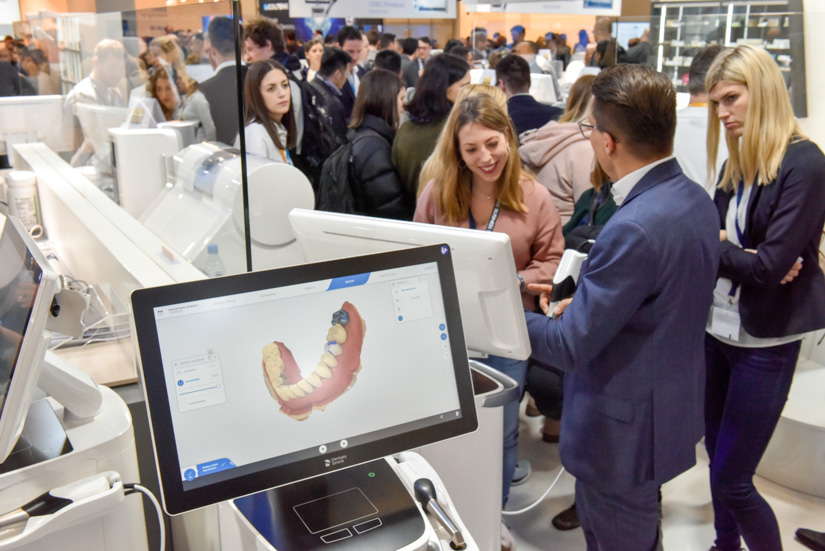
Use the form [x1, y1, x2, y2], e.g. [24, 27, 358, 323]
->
[495, 55, 562, 139]
[526, 64, 719, 550]
[336, 26, 366, 121]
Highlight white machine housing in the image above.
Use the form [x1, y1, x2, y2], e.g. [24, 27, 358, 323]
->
[109, 128, 181, 220]
[216, 452, 479, 551]
[0, 387, 147, 551]
[141, 143, 314, 274]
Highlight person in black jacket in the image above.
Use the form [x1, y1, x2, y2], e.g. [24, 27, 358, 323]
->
[310, 48, 350, 143]
[348, 69, 411, 220]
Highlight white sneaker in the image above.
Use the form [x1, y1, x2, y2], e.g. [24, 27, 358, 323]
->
[511, 460, 532, 486]
[501, 521, 517, 551]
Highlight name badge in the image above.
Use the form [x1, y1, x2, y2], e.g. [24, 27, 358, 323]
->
[709, 306, 741, 341]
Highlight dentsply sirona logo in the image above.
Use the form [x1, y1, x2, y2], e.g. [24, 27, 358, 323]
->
[325, 459, 331, 467]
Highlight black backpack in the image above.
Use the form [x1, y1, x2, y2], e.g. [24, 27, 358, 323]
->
[315, 131, 376, 214]
[289, 70, 344, 189]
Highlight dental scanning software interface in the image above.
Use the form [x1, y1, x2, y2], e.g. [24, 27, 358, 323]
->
[150, 259, 464, 489]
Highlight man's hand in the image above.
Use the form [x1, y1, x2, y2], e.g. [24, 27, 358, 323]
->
[528, 283, 574, 317]
[528, 283, 552, 314]
[551, 298, 573, 317]
[720, 230, 728, 242]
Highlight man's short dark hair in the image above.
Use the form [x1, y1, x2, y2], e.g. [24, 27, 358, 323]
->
[318, 47, 350, 78]
[324, 34, 337, 45]
[591, 64, 677, 159]
[374, 49, 402, 75]
[366, 29, 380, 46]
[418, 36, 432, 46]
[688, 44, 726, 96]
[379, 33, 396, 50]
[337, 26, 361, 47]
[193, 32, 204, 42]
[495, 54, 531, 94]
[447, 45, 471, 62]
[207, 16, 236, 56]
[443, 38, 463, 54]
[244, 17, 285, 53]
[401, 37, 418, 56]
[21, 49, 46, 65]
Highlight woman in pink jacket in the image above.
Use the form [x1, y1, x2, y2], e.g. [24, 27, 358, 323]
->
[414, 93, 563, 510]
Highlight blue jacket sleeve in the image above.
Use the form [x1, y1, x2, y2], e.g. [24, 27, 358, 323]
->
[526, 218, 657, 372]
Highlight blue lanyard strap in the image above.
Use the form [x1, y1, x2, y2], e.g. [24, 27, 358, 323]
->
[469, 200, 501, 231]
[729, 180, 749, 298]
[734, 179, 749, 249]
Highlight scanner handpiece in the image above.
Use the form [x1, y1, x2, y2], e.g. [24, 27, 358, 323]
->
[413, 478, 466, 549]
[0, 472, 115, 529]
[548, 250, 587, 319]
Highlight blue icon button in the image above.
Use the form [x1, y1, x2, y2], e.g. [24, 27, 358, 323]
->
[184, 469, 196, 481]
[440, 333, 447, 340]
[439, 323, 446, 331]
[177, 380, 184, 386]
[398, 315, 403, 321]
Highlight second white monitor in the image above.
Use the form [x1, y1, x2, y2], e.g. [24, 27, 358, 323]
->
[289, 209, 530, 360]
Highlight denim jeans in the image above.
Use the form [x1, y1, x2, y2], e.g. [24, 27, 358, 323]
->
[475, 354, 528, 507]
[704, 334, 801, 551]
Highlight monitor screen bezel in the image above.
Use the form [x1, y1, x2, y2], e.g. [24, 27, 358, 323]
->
[132, 245, 478, 515]
[288, 209, 531, 360]
[0, 214, 59, 462]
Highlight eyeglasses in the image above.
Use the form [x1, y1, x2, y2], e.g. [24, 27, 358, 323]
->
[578, 119, 595, 139]
[578, 119, 619, 143]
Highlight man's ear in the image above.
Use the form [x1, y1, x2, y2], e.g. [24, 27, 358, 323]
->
[603, 132, 617, 156]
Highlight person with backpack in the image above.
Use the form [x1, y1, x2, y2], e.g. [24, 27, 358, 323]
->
[309, 48, 350, 142]
[317, 69, 411, 220]
[236, 59, 297, 164]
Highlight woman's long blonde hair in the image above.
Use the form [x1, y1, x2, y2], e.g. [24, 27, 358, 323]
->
[423, 93, 528, 225]
[418, 84, 507, 193]
[705, 44, 805, 190]
[558, 74, 595, 123]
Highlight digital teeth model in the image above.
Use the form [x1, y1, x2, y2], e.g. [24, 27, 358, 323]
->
[261, 302, 366, 420]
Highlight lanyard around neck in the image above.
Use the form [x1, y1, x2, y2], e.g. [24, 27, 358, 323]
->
[469, 200, 501, 231]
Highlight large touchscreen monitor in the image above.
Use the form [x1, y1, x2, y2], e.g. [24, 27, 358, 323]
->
[0, 214, 59, 463]
[132, 245, 477, 515]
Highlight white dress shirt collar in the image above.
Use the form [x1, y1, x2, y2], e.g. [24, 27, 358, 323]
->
[610, 156, 674, 206]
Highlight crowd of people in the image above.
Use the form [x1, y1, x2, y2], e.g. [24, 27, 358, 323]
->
[3, 15, 825, 551]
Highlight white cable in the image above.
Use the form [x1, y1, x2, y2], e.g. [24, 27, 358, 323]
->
[131, 484, 165, 551]
[501, 466, 566, 516]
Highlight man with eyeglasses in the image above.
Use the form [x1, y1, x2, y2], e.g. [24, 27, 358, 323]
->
[525, 64, 719, 550]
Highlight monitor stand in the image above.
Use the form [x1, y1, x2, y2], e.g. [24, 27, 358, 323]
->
[233, 458, 426, 550]
[0, 398, 72, 475]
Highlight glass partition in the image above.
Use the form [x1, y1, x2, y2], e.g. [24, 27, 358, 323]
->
[7, 1, 258, 278]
